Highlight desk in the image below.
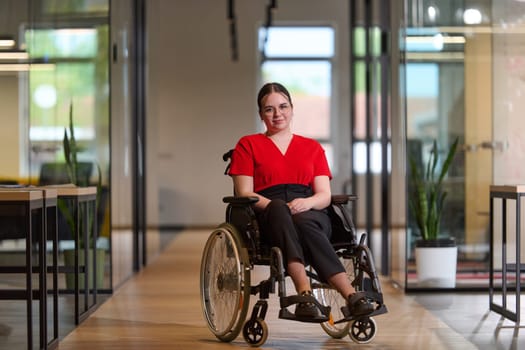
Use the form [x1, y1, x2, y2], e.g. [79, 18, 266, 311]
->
[51, 186, 98, 325]
[489, 185, 525, 323]
[0, 189, 46, 349]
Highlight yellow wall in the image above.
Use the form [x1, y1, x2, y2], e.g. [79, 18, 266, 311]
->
[464, 33, 492, 252]
[0, 74, 21, 181]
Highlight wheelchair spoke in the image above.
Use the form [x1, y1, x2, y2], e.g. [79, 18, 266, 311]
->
[208, 233, 241, 330]
[200, 226, 250, 342]
[314, 256, 355, 338]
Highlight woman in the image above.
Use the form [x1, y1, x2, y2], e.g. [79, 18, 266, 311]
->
[229, 82, 373, 319]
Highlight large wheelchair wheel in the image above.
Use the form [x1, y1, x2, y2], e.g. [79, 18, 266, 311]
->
[200, 224, 251, 342]
[313, 255, 355, 338]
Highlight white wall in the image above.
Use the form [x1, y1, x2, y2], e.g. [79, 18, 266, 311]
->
[146, 0, 351, 227]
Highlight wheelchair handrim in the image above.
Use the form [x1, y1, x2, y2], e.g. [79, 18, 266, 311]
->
[200, 225, 250, 340]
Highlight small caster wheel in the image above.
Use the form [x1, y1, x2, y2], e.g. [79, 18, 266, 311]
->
[242, 318, 268, 347]
[348, 317, 376, 344]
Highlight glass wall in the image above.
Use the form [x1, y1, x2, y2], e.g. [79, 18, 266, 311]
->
[405, 26, 468, 289]
[29, 0, 111, 287]
[404, 0, 525, 290]
[110, 0, 142, 281]
[0, 0, 112, 345]
[27, 26, 109, 183]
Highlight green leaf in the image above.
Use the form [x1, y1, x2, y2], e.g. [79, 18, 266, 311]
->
[61, 101, 102, 248]
[408, 137, 459, 241]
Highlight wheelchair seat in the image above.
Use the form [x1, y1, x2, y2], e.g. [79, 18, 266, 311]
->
[200, 150, 387, 347]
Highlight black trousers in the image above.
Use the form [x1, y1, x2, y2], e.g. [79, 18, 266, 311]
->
[257, 184, 345, 282]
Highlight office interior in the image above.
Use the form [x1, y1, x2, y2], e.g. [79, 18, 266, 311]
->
[0, 0, 524, 348]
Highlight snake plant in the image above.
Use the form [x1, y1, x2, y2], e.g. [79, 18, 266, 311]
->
[409, 137, 459, 241]
[60, 102, 102, 248]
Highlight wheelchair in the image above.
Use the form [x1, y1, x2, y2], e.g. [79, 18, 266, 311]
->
[200, 151, 387, 347]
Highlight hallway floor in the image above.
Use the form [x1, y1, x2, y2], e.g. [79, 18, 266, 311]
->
[57, 229, 524, 350]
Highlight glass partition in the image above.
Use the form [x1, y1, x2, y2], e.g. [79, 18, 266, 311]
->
[25, 0, 111, 289]
[404, 0, 525, 290]
[0, 0, 111, 345]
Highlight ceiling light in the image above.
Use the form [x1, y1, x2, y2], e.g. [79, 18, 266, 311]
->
[0, 63, 54, 72]
[406, 35, 466, 44]
[0, 51, 29, 59]
[464, 9, 483, 25]
[427, 6, 439, 22]
[0, 38, 15, 48]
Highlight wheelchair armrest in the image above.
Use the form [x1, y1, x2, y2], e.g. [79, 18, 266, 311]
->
[331, 194, 358, 205]
[223, 196, 259, 205]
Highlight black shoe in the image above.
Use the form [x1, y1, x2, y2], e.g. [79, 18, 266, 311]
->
[294, 291, 320, 318]
[347, 292, 374, 316]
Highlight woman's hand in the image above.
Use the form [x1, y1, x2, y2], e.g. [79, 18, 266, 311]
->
[287, 198, 313, 214]
[287, 176, 332, 214]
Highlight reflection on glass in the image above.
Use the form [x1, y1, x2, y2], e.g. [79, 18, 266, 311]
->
[26, 26, 109, 184]
[41, 0, 109, 14]
[0, 0, 111, 345]
[26, 23, 111, 293]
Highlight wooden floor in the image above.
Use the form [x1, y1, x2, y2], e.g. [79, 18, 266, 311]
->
[57, 229, 524, 350]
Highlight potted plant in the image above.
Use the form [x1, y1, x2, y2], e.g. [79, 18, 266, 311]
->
[409, 137, 459, 287]
[59, 102, 105, 290]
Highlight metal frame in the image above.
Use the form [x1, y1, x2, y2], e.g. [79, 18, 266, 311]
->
[489, 185, 524, 323]
[0, 190, 51, 349]
[44, 190, 59, 349]
[55, 187, 98, 325]
[349, 0, 391, 275]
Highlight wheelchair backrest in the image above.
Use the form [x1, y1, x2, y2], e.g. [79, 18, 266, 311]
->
[223, 149, 234, 175]
[327, 204, 357, 245]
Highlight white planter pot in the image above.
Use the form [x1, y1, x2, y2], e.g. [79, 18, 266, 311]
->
[415, 245, 458, 288]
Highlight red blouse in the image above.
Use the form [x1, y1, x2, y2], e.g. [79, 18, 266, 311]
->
[229, 133, 332, 192]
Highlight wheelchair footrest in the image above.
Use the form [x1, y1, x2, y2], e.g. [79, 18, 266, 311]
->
[279, 308, 330, 323]
[278, 294, 331, 324]
[340, 293, 388, 321]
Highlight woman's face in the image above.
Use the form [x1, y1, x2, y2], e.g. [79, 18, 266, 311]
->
[259, 92, 293, 135]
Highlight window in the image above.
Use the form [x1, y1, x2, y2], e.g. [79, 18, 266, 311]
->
[352, 27, 388, 175]
[26, 25, 109, 180]
[28, 28, 100, 141]
[259, 26, 335, 168]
